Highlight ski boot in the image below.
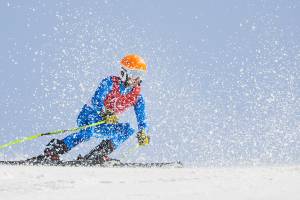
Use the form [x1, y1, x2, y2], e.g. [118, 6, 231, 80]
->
[43, 139, 68, 161]
[77, 140, 115, 164]
[24, 139, 68, 164]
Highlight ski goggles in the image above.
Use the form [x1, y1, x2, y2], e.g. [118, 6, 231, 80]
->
[122, 67, 145, 80]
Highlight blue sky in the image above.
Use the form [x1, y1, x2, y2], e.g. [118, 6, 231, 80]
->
[0, 0, 299, 166]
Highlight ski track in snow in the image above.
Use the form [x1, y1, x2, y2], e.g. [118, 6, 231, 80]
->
[0, 165, 300, 200]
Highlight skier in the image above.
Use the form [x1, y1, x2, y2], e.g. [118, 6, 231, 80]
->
[40, 54, 150, 162]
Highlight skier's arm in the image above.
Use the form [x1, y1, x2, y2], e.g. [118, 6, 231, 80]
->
[134, 95, 149, 133]
[91, 77, 113, 113]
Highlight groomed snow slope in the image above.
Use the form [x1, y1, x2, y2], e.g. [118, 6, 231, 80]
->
[0, 165, 299, 200]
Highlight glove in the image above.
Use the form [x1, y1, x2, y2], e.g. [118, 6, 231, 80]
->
[99, 110, 119, 124]
[136, 130, 150, 146]
[104, 114, 119, 124]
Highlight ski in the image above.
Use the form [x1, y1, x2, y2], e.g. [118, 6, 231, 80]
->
[0, 159, 183, 168]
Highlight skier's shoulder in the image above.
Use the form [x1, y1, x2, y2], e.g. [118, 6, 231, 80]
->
[98, 75, 122, 89]
[110, 75, 121, 83]
[102, 75, 121, 83]
[98, 76, 114, 89]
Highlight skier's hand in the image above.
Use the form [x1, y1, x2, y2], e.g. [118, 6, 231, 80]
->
[104, 115, 119, 124]
[100, 110, 119, 124]
[136, 130, 150, 146]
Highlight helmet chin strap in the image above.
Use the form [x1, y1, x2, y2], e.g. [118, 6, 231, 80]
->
[120, 69, 130, 87]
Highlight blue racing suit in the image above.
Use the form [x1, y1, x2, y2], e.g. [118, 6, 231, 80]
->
[63, 76, 148, 150]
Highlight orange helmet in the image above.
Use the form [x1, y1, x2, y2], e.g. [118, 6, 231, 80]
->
[120, 54, 147, 72]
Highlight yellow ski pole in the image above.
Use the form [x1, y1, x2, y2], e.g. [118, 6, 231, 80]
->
[0, 120, 105, 150]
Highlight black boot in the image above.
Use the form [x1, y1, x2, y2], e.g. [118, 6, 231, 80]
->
[43, 139, 68, 161]
[25, 139, 68, 163]
[81, 140, 114, 162]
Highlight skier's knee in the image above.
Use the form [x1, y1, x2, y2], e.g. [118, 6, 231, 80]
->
[123, 123, 134, 134]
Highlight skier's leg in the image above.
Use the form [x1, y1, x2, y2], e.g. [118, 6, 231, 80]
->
[43, 105, 101, 160]
[63, 128, 94, 150]
[82, 139, 115, 160]
[83, 123, 135, 160]
[63, 106, 102, 150]
[93, 122, 135, 146]
[110, 123, 135, 149]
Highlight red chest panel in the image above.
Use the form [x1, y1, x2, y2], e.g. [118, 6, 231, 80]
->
[104, 76, 141, 114]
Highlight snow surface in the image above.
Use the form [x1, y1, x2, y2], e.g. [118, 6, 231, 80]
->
[0, 165, 300, 200]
